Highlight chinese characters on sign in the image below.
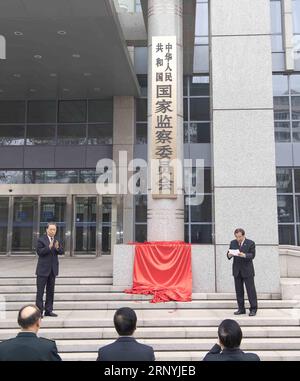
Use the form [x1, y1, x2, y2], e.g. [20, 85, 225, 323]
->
[152, 36, 177, 198]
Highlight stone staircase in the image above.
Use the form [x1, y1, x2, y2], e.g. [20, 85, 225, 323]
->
[1, 273, 300, 361]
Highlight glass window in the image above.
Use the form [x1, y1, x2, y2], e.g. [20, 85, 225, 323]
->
[274, 97, 290, 120]
[190, 98, 210, 121]
[270, 0, 283, 34]
[271, 35, 284, 52]
[79, 170, 98, 184]
[135, 195, 147, 223]
[28, 170, 78, 184]
[88, 100, 113, 123]
[295, 169, 300, 193]
[275, 121, 291, 142]
[273, 75, 289, 96]
[0, 101, 25, 123]
[184, 98, 188, 121]
[185, 168, 212, 194]
[136, 99, 147, 122]
[293, 0, 300, 33]
[276, 168, 293, 193]
[191, 224, 213, 244]
[190, 76, 209, 96]
[87, 124, 112, 144]
[188, 122, 210, 143]
[190, 195, 212, 222]
[297, 225, 300, 245]
[290, 75, 300, 95]
[57, 124, 86, 145]
[292, 97, 300, 120]
[135, 224, 147, 242]
[193, 45, 209, 73]
[278, 225, 295, 245]
[195, 2, 208, 36]
[40, 197, 66, 240]
[26, 125, 56, 145]
[136, 123, 147, 144]
[0, 171, 24, 184]
[58, 101, 87, 123]
[296, 195, 300, 222]
[183, 77, 188, 96]
[278, 195, 295, 222]
[0, 125, 25, 145]
[293, 121, 300, 141]
[27, 101, 57, 123]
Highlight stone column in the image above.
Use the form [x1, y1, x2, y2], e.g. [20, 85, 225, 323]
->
[210, 0, 280, 293]
[113, 96, 135, 243]
[147, 0, 185, 241]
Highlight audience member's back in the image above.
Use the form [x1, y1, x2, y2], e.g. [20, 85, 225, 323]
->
[97, 307, 155, 361]
[203, 319, 260, 362]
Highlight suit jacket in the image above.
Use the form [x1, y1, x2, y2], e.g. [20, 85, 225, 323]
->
[97, 336, 155, 361]
[0, 332, 62, 361]
[227, 238, 256, 278]
[36, 234, 64, 277]
[203, 344, 260, 362]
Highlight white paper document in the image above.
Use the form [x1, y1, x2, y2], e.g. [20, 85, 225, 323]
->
[228, 249, 240, 256]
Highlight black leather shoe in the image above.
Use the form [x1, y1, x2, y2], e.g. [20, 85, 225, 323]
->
[234, 309, 246, 315]
[44, 312, 58, 317]
[249, 310, 257, 317]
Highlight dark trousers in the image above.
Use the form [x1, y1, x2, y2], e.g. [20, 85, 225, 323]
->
[36, 271, 56, 314]
[234, 274, 258, 312]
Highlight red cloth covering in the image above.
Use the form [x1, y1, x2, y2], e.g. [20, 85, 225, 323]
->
[124, 241, 192, 303]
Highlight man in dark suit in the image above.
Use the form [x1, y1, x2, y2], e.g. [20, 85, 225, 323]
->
[35, 222, 64, 317]
[0, 305, 61, 361]
[97, 307, 155, 361]
[203, 319, 260, 361]
[227, 228, 258, 316]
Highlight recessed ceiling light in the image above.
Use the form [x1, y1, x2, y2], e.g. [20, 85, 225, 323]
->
[13, 73, 21, 78]
[50, 73, 57, 77]
[33, 55, 42, 59]
[63, 88, 70, 92]
[84, 73, 92, 77]
[72, 53, 80, 58]
[29, 89, 36, 92]
[94, 88, 100, 92]
[14, 31, 23, 36]
[57, 30, 66, 35]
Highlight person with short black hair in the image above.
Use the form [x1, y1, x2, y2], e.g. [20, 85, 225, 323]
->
[227, 228, 258, 316]
[97, 307, 155, 361]
[35, 222, 64, 317]
[0, 305, 61, 361]
[203, 319, 260, 361]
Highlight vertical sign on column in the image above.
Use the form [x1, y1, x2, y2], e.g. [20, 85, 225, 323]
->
[151, 36, 177, 199]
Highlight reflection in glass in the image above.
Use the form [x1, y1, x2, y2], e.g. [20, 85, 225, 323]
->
[191, 224, 212, 244]
[135, 195, 147, 223]
[87, 124, 113, 144]
[57, 124, 86, 145]
[40, 197, 66, 242]
[136, 123, 147, 144]
[295, 169, 300, 193]
[0, 198, 9, 252]
[290, 74, 300, 95]
[277, 195, 295, 222]
[88, 100, 113, 123]
[278, 225, 295, 245]
[27, 101, 57, 123]
[274, 97, 290, 120]
[0, 171, 24, 184]
[276, 168, 293, 193]
[273, 75, 289, 96]
[293, 121, 300, 141]
[0, 101, 25, 123]
[0, 125, 25, 145]
[190, 76, 209, 96]
[275, 121, 291, 142]
[190, 98, 210, 121]
[292, 97, 300, 120]
[58, 101, 87, 123]
[74, 197, 96, 253]
[12, 197, 37, 252]
[26, 125, 56, 145]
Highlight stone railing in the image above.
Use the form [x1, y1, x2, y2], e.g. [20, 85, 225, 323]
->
[279, 245, 300, 278]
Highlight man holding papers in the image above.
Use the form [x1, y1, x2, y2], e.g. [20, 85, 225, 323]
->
[227, 228, 258, 317]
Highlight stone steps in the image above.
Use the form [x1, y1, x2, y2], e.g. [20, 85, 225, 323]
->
[1, 326, 300, 340]
[60, 351, 300, 362]
[2, 300, 298, 311]
[0, 274, 300, 360]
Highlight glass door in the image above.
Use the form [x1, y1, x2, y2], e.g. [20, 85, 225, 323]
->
[73, 197, 97, 255]
[11, 197, 38, 253]
[0, 198, 9, 254]
[40, 197, 67, 246]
